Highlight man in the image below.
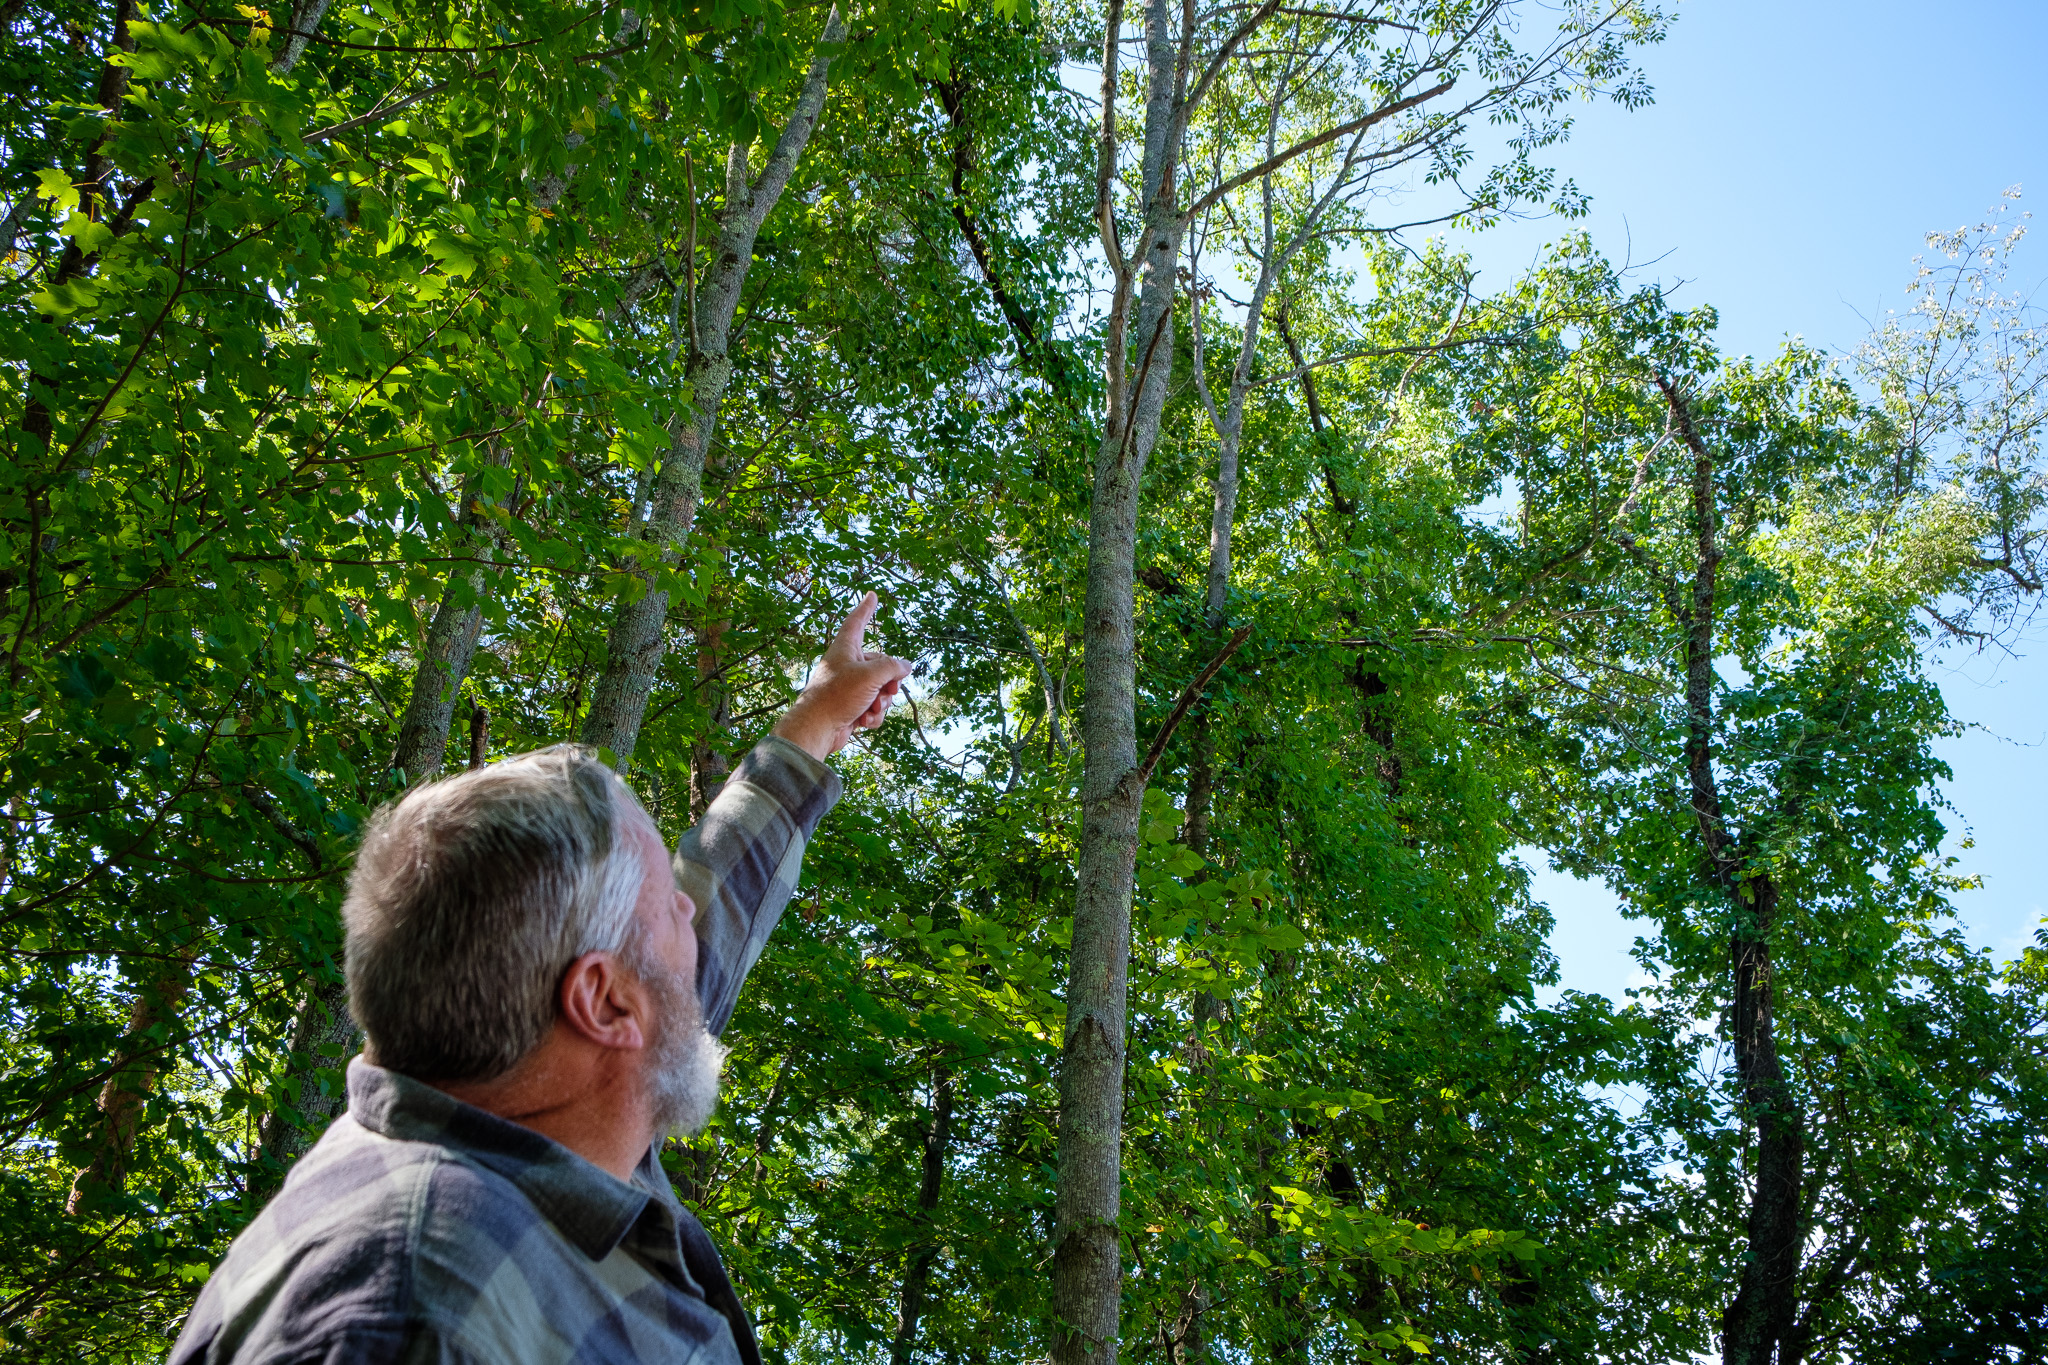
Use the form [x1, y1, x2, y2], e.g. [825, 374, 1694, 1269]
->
[171, 593, 912, 1365]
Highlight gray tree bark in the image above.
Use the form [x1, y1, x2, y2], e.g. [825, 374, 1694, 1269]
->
[390, 448, 516, 782]
[1189, 58, 1292, 632]
[252, 977, 356, 1181]
[266, 0, 331, 75]
[580, 9, 845, 767]
[1052, 1, 1186, 1360]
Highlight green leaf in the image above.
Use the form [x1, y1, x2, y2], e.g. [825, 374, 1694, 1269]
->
[35, 168, 80, 214]
[55, 654, 117, 701]
[422, 231, 479, 279]
[32, 276, 101, 316]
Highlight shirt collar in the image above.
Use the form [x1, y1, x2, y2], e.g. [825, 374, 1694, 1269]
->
[345, 1056, 655, 1261]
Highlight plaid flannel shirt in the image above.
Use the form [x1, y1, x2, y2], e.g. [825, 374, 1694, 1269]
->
[170, 736, 842, 1365]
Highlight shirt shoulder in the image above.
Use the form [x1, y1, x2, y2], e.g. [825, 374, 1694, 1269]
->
[173, 1117, 434, 1364]
[411, 1164, 741, 1365]
[240, 1322, 472, 1365]
[175, 1099, 745, 1365]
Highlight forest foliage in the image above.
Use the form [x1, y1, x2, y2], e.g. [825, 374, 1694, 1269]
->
[2, 0, 2046, 1360]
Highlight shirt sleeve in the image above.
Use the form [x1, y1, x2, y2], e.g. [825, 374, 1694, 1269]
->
[673, 735, 842, 1037]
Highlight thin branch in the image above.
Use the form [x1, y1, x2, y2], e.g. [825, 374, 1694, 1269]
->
[1176, 0, 1285, 140]
[1183, 77, 1454, 222]
[1132, 625, 1253, 790]
[1252, 329, 1522, 388]
[1095, 0, 1127, 278]
[979, 564, 1068, 755]
[216, 76, 470, 171]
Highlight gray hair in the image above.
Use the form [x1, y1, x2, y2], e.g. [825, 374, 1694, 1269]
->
[343, 745, 650, 1082]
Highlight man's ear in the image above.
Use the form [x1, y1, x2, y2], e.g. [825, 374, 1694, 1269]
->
[556, 951, 651, 1052]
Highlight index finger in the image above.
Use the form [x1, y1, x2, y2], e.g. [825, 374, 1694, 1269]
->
[831, 590, 880, 657]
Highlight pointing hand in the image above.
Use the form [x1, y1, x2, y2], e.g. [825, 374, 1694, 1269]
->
[770, 592, 914, 760]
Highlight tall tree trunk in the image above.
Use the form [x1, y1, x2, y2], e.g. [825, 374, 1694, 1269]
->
[391, 450, 516, 781]
[890, 1069, 955, 1365]
[580, 10, 845, 767]
[1656, 379, 1804, 1365]
[1722, 881, 1803, 1365]
[1052, 0, 1185, 1359]
[252, 977, 356, 1183]
[688, 612, 732, 819]
[65, 964, 194, 1213]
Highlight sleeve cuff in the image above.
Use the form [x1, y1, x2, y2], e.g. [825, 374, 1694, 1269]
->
[733, 734, 844, 832]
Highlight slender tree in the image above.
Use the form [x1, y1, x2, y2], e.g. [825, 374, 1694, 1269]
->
[1053, 2, 1664, 1356]
[580, 9, 848, 766]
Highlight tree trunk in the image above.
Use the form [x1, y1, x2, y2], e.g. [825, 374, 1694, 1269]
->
[890, 1069, 956, 1365]
[1200, 407, 1245, 628]
[390, 452, 516, 782]
[580, 10, 844, 767]
[1657, 379, 1805, 1365]
[266, 0, 331, 74]
[1052, 0, 1185, 1359]
[1052, 364, 1152, 1365]
[1193, 140, 1286, 633]
[65, 964, 194, 1213]
[253, 977, 356, 1183]
[1167, 1283, 1211, 1364]
[1177, 68, 1321, 866]
[688, 613, 732, 819]
[1722, 883, 1804, 1365]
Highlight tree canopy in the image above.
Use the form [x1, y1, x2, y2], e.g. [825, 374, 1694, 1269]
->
[2, 0, 2044, 1361]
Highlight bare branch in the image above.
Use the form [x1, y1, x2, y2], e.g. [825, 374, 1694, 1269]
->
[1252, 330, 1523, 388]
[1177, 0, 1285, 136]
[1132, 625, 1253, 790]
[1096, 0, 1128, 278]
[1184, 77, 1454, 222]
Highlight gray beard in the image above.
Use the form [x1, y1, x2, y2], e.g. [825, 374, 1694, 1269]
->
[626, 941, 727, 1139]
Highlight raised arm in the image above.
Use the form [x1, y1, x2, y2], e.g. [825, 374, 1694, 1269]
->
[675, 593, 910, 1034]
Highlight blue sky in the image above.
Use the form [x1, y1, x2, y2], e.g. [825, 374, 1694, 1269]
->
[1446, 0, 2048, 999]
